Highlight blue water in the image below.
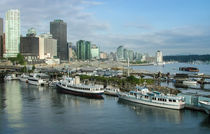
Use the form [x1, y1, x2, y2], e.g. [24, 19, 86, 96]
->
[0, 81, 210, 134]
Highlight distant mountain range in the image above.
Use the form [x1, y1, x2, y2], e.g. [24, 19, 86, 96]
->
[163, 54, 210, 62]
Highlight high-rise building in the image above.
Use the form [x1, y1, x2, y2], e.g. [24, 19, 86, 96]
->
[68, 42, 76, 61]
[128, 50, 134, 61]
[91, 44, 99, 59]
[20, 36, 40, 60]
[0, 18, 3, 36]
[85, 41, 91, 60]
[4, 9, 20, 58]
[76, 40, 85, 60]
[0, 18, 3, 57]
[117, 46, 124, 61]
[123, 48, 128, 60]
[39, 33, 57, 59]
[156, 50, 163, 63]
[50, 19, 67, 60]
[100, 52, 107, 59]
[76, 40, 91, 60]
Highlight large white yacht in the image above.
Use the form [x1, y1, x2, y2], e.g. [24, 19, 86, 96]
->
[28, 73, 45, 86]
[19, 74, 29, 82]
[118, 87, 185, 110]
[56, 76, 104, 99]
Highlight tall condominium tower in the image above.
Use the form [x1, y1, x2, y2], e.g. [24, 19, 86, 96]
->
[4, 9, 20, 58]
[156, 50, 163, 63]
[50, 19, 67, 61]
[117, 46, 124, 61]
[76, 40, 91, 60]
[0, 18, 3, 57]
[0, 18, 3, 36]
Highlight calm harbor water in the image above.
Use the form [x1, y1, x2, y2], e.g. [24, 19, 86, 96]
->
[0, 81, 210, 134]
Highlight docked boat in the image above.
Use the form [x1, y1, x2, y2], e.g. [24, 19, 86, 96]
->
[104, 87, 120, 97]
[28, 74, 45, 86]
[56, 76, 104, 99]
[19, 74, 29, 82]
[118, 87, 185, 110]
[199, 100, 210, 114]
[179, 67, 199, 72]
[183, 80, 197, 85]
[4, 74, 18, 81]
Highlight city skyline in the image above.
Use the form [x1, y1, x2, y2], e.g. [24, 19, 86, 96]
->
[0, 0, 210, 55]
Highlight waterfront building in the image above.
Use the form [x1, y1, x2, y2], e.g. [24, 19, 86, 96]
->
[39, 33, 57, 59]
[141, 55, 146, 62]
[50, 19, 67, 61]
[0, 18, 3, 57]
[20, 29, 40, 60]
[20, 36, 40, 60]
[68, 42, 77, 61]
[117, 46, 124, 61]
[76, 40, 91, 60]
[156, 50, 163, 63]
[123, 48, 128, 60]
[76, 40, 85, 60]
[128, 50, 134, 61]
[0, 18, 3, 36]
[91, 44, 99, 60]
[100, 52, 107, 60]
[135, 52, 142, 61]
[85, 41, 91, 60]
[4, 9, 20, 58]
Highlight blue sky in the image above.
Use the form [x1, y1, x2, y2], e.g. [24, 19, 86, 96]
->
[0, 0, 210, 55]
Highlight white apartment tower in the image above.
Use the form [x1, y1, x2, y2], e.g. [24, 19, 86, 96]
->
[4, 9, 20, 58]
[156, 50, 163, 63]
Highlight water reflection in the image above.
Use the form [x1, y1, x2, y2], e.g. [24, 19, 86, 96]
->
[118, 99, 183, 124]
[0, 82, 6, 111]
[4, 81, 25, 130]
[200, 115, 210, 128]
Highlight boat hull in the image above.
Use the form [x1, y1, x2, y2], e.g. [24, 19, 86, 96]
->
[199, 101, 210, 114]
[19, 77, 28, 82]
[28, 80, 43, 86]
[56, 84, 104, 99]
[118, 95, 185, 110]
[104, 91, 118, 97]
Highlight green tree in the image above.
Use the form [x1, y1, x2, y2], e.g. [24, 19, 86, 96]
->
[32, 65, 36, 72]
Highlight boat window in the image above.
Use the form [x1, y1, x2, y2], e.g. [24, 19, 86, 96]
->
[173, 100, 176, 102]
[169, 99, 172, 102]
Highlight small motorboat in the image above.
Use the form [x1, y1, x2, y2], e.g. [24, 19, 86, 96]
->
[199, 100, 210, 114]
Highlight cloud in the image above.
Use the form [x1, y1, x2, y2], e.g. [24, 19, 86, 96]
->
[0, 0, 209, 55]
[0, 0, 108, 38]
[124, 23, 154, 31]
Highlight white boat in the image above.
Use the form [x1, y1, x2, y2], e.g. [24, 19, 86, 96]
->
[49, 80, 59, 87]
[28, 74, 45, 86]
[104, 87, 120, 97]
[56, 76, 104, 99]
[19, 74, 29, 82]
[183, 80, 197, 85]
[118, 87, 185, 110]
[4, 75, 12, 80]
[4, 74, 18, 81]
[199, 100, 210, 114]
